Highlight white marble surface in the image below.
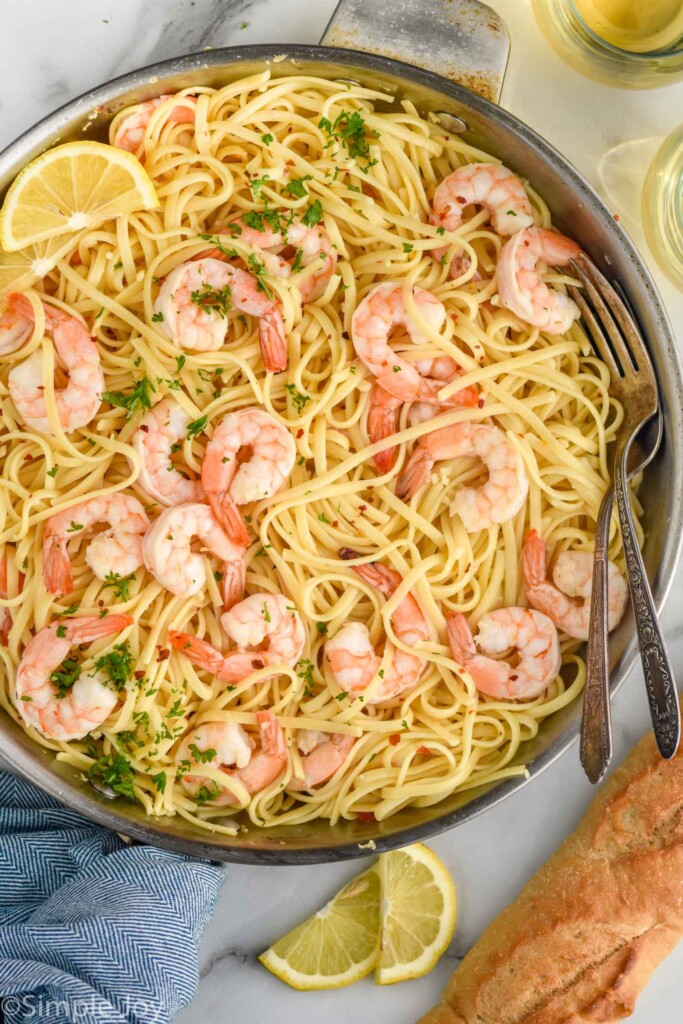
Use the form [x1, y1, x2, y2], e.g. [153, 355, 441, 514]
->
[3, 1, 683, 1021]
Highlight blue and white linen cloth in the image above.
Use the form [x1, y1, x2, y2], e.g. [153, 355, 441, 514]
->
[0, 772, 225, 1023]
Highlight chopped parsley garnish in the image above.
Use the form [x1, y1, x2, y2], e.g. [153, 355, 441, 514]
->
[114, 259, 123, 270]
[56, 603, 79, 618]
[302, 199, 323, 227]
[262, 602, 272, 623]
[195, 783, 222, 804]
[334, 691, 349, 701]
[102, 572, 135, 601]
[189, 743, 217, 764]
[167, 697, 185, 718]
[102, 376, 155, 420]
[436, 226, 446, 236]
[50, 656, 80, 697]
[316, 622, 328, 635]
[175, 354, 186, 373]
[198, 232, 239, 259]
[318, 109, 377, 161]
[403, 242, 414, 253]
[261, 133, 273, 145]
[95, 641, 134, 692]
[151, 311, 164, 323]
[249, 174, 271, 198]
[285, 383, 311, 414]
[67, 521, 84, 532]
[291, 248, 304, 273]
[186, 415, 208, 439]
[88, 753, 136, 801]
[318, 513, 330, 524]
[296, 658, 316, 698]
[47, 466, 58, 478]
[284, 175, 313, 198]
[152, 771, 167, 793]
[246, 253, 273, 299]
[190, 282, 232, 317]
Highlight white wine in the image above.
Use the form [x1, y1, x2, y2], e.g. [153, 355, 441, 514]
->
[574, 0, 683, 53]
[532, 0, 683, 87]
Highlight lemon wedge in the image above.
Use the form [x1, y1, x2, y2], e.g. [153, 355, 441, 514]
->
[259, 843, 456, 990]
[0, 234, 84, 300]
[375, 843, 457, 985]
[0, 140, 158, 252]
[258, 866, 381, 990]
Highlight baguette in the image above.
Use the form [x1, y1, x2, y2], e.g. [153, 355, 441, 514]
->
[419, 732, 683, 1024]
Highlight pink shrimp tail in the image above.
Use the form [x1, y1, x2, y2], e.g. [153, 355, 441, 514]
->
[7, 293, 37, 323]
[395, 446, 432, 500]
[259, 309, 287, 373]
[207, 493, 251, 549]
[368, 384, 401, 473]
[168, 632, 225, 673]
[68, 614, 134, 644]
[522, 529, 547, 591]
[42, 535, 74, 597]
[222, 556, 246, 612]
[257, 710, 286, 757]
[446, 612, 477, 666]
[339, 549, 400, 598]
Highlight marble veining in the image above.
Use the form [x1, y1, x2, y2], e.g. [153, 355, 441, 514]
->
[2, 1, 683, 1022]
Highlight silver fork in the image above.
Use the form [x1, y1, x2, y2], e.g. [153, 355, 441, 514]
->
[570, 254, 680, 777]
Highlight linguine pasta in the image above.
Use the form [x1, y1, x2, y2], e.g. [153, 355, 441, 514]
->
[0, 72, 642, 836]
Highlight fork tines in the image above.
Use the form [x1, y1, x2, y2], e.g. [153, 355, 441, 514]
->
[569, 254, 657, 390]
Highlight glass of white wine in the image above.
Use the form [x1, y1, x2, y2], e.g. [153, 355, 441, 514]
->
[642, 126, 683, 288]
[531, 0, 683, 88]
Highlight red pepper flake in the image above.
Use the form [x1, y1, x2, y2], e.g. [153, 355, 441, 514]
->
[357, 811, 376, 823]
[477, 399, 485, 409]
[140, 424, 149, 433]
[358, 504, 367, 513]
[451, 312, 459, 322]
[134, 670, 146, 680]
[69, 251, 82, 267]
[332, 520, 339, 528]
[417, 745, 431, 755]
[23, 454, 33, 462]
[157, 648, 170, 662]
[389, 733, 401, 746]
[296, 428, 304, 439]
[456, 195, 467, 205]
[613, 213, 620, 221]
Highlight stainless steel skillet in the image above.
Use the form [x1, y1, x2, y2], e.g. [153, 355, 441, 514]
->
[0, 0, 680, 864]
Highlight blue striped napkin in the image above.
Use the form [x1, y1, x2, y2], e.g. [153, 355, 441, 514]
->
[0, 771, 225, 1023]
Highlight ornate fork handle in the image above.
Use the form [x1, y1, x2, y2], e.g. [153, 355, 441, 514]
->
[614, 440, 681, 758]
[580, 485, 614, 783]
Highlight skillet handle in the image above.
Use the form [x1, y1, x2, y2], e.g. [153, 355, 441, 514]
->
[320, 0, 510, 104]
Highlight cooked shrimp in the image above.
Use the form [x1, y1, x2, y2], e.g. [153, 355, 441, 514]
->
[497, 227, 581, 334]
[430, 162, 533, 277]
[15, 614, 134, 740]
[169, 593, 305, 681]
[132, 398, 204, 507]
[112, 95, 196, 153]
[142, 503, 246, 606]
[288, 731, 356, 791]
[522, 529, 627, 641]
[6, 294, 103, 434]
[204, 218, 337, 303]
[325, 552, 430, 703]
[154, 257, 287, 371]
[367, 356, 478, 473]
[446, 608, 560, 700]
[0, 302, 33, 355]
[396, 421, 529, 531]
[176, 711, 286, 806]
[353, 283, 466, 402]
[201, 407, 296, 543]
[42, 494, 150, 598]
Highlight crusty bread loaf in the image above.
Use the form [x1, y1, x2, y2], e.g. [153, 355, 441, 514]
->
[419, 732, 683, 1024]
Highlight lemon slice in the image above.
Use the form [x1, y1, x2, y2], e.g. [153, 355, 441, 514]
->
[0, 141, 158, 252]
[376, 843, 456, 985]
[258, 866, 380, 990]
[0, 234, 83, 300]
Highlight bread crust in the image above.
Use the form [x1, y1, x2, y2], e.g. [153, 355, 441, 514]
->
[418, 733, 683, 1024]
